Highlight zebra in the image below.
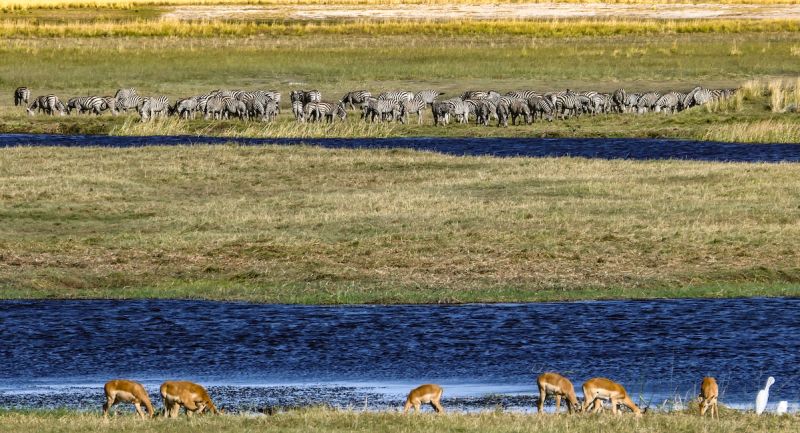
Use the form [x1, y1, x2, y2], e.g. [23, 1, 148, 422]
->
[14, 87, 30, 106]
[341, 90, 372, 110]
[506, 90, 541, 100]
[553, 91, 581, 119]
[508, 99, 532, 125]
[114, 88, 140, 112]
[414, 89, 444, 105]
[139, 96, 169, 121]
[431, 98, 467, 125]
[290, 90, 321, 105]
[400, 94, 429, 125]
[654, 92, 683, 114]
[364, 99, 402, 123]
[527, 96, 554, 122]
[101, 96, 119, 115]
[683, 87, 713, 109]
[66, 96, 108, 115]
[27, 94, 66, 116]
[222, 97, 246, 120]
[496, 98, 510, 127]
[470, 99, 493, 126]
[636, 92, 661, 113]
[612, 89, 627, 113]
[303, 101, 345, 123]
[377, 91, 414, 103]
[204, 96, 226, 120]
[623, 93, 641, 113]
[292, 100, 305, 122]
[461, 90, 497, 100]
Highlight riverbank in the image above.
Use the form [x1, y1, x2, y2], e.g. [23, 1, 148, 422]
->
[0, 409, 797, 433]
[1, 145, 799, 303]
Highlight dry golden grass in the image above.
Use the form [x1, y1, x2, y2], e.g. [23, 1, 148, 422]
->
[0, 409, 798, 433]
[1, 145, 799, 303]
[3, 0, 800, 12]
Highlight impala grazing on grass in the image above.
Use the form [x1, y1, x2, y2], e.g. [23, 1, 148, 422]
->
[699, 376, 719, 419]
[102, 379, 154, 419]
[160, 381, 218, 417]
[404, 384, 444, 414]
[582, 377, 642, 416]
[537, 372, 580, 414]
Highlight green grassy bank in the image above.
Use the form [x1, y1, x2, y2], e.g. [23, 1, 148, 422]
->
[1, 145, 798, 303]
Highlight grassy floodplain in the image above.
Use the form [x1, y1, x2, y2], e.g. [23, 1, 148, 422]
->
[1, 145, 799, 303]
[0, 409, 798, 433]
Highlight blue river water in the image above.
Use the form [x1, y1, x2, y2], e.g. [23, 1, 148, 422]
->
[0, 299, 798, 413]
[1, 133, 800, 162]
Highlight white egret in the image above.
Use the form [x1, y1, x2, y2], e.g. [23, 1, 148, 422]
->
[755, 376, 775, 415]
[776, 401, 788, 415]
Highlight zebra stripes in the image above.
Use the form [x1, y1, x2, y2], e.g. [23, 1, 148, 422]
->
[377, 91, 414, 103]
[291, 90, 321, 105]
[139, 96, 170, 121]
[66, 96, 109, 115]
[14, 87, 30, 106]
[341, 90, 372, 110]
[27, 94, 66, 116]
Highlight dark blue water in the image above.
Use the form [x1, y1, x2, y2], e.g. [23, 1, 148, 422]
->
[0, 299, 798, 412]
[2, 133, 800, 162]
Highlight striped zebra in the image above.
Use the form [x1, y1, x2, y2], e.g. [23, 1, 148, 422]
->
[496, 98, 510, 127]
[139, 96, 169, 121]
[101, 96, 119, 115]
[290, 90, 321, 105]
[431, 98, 468, 125]
[204, 96, 226, 120]
[377, 90, 414, 103]
[400, 94, 429, 125]
[14, 87, 30, 106]
[509, 99, 532, 125]
[623, 93, 641, 113]
[114, 88, 140, 112]
[292, 100, 305, 122]
[506, 90, 541, 100]
[341, 90, 372, 110]
[636, 92, 661, 113]
[27, 94, 66, 116]
[552, 91, 582, 119]
[460, 90, 499, 100]
[222, 97, 246, 120]
[364, 98, 402, 123]
[612, 89, 627, 113]
[304, 101, 346, 123]
[654, 92, 683, 114]
[66, 96, 108, 115]
[527, 96, 554, 122]
[414, 89, 444, 105]
[683, 87, 713, 109]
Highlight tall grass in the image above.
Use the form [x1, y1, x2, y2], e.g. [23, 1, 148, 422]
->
[4, 1, 800, 13]
[1, 18, 800, 38]
[703, 119, 800, 143]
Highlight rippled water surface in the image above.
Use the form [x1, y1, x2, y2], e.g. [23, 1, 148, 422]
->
[1, 299, 798, 413]
[2, 134, 800, 162]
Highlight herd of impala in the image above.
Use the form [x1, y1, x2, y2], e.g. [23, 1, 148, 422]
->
[102, 373, 720, 419]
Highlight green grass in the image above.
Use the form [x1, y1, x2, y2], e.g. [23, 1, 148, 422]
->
[0, 409, 798, 433]
[4, 31, 800, 142]
[1, 145, 799, 303]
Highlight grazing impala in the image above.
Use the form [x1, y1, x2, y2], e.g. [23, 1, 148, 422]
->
[537, 372, 580, 414]
[698, 377, 719, 419]
[403, 384, 444, 414]
[582, 377, 642, 416]
[160, 381, 218, 418]
[102, 379, 154, 418]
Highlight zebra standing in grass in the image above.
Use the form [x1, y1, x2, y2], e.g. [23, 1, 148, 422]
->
[414, 89, 444, 105]
[683, 87, 713, 109]
[472, 99, 493, 126]
[377, 91, 414, 103]
[612, 89, 627, 113]
[304, 101, 346, 123]
[290, 90, 321, 105]
[552, 91, 581, 119]
[14, 87, 30, 106]
[400, 93, 430, 125]
[139, 96, 169, 121]
[508, 99, 532, 125]
[114, 88, 141, 112]
[623, 93, 641, 113]
[654, 92, 684, 114]
[496, 98, 510, 127]
[527, 96, 554, 122]
[27, 94, 66, 116]
[292, 100, 305, 122]
[341, 90, 372, 110]
[172, 97, 199, 119]
[66, 96, 109, 115]
[636, 92, 661, 113]
[364, 99, 402, 123]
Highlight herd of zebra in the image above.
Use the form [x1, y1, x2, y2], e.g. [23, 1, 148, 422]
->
[13, 85, 735, 126]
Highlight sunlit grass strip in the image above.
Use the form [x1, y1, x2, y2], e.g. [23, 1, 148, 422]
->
[703, 119, 800, 143]
[2, 18, 800, 38]
[5, 0, 800, 13]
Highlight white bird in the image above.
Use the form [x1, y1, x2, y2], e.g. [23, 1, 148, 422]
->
[776, 400, 788, 415]
[755, 376, 775, 415]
